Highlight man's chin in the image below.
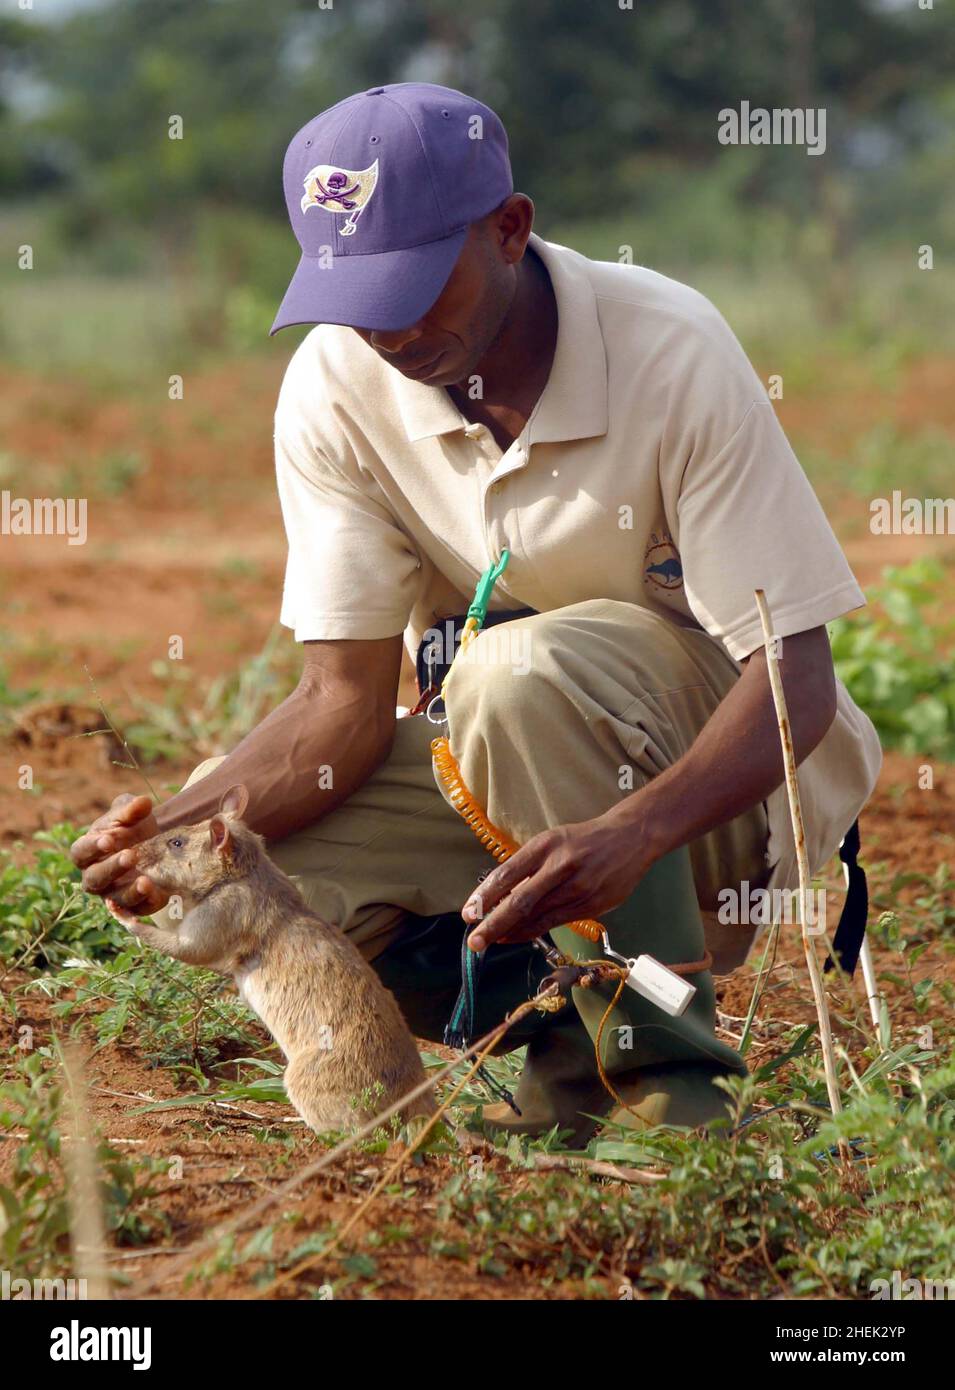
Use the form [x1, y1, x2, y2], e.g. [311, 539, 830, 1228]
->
[426, 367, 462, 388]
[426, 357, 474, 389]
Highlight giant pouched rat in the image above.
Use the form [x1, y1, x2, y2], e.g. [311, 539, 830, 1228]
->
[105, 785, 435, 1134]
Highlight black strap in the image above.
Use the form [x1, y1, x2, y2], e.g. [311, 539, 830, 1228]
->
[444, 928, 484, 1050]
[823, 819, 869, 976]
[444, 929, 522, 1115]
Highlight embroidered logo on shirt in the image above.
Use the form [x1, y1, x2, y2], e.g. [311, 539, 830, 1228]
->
[644, 535, 684, 590]
[300, 159, 379, 237]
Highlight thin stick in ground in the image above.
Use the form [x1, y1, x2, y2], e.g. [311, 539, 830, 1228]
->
[754, 590, 844, 1126]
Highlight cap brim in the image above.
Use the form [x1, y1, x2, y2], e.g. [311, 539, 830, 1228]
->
[270, 226, 468, 335]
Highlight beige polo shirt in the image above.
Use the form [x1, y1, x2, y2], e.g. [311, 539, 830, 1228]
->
[274, 232, 882, 885]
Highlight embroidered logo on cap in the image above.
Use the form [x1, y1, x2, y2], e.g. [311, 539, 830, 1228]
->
[300, 159, 379, 236]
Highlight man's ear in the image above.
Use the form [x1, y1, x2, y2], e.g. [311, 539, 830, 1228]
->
[219, 784, 249, 822]
[209, 815, 233, 857]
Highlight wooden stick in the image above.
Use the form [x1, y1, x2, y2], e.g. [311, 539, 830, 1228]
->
[60, 1043, 112, 1300]
[858, 935, 883, 1037]
[754, 591, 843, 1123]
[528, 1153, 666, 1185]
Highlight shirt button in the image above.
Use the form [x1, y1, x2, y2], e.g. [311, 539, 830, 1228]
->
[463, 423, 484, 440]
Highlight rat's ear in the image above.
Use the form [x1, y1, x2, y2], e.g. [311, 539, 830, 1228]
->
[209, 815, 233, 858]
[218, 784, 249, 822]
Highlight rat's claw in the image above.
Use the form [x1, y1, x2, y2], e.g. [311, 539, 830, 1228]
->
[105, 897, 145, 933]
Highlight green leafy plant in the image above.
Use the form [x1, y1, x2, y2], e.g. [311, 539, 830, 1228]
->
[830, 559, 955, 758]
[0, 827, 125, 970]
[420, 1055, 955, 1299]
[125, 625, 301, 762]
[32, 949, 266, 1070]
[0, 1048, 166, 1280]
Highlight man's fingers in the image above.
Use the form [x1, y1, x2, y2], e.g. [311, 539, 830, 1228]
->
[109, 794, 154, 826]
[108, 875, 167, 915]
[467, 887, 595, 951]
[70, 794, 154, 868]
[71, 829, 113, 870]
[81, 848, 139, 896]
[465, 865, 581, 950]
[76, 825, 139, 866]
[462, 837, 555, 920]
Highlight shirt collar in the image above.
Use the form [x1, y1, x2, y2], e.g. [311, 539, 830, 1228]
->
[391, 232, 609, 446]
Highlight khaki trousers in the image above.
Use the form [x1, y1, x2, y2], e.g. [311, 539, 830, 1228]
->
[167, 600, 769, 976]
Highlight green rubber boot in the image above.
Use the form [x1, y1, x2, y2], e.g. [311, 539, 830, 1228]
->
[554, 843, 743, 1074]
[484, 842, 745, 1144]
[480, 1006, 616, 1146]
[603, 1062, 738, 1132]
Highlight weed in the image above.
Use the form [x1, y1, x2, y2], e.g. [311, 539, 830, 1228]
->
[830, 559, 955, 758]
[126, 625, 301, 762]
[0, 1048, 167, 1280]
[0, 827, 125, 972]
[419, 1058, 955, 1299]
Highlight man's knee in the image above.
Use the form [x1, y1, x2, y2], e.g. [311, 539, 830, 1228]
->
[444, 600, 680, 729]
[445, 612, 555, 725]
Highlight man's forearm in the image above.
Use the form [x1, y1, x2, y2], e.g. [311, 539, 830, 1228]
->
[154, 682, 395, 841]
[604, 632, 837, 865]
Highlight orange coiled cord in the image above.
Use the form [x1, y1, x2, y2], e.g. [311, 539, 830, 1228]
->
[431, 734, 603, 944]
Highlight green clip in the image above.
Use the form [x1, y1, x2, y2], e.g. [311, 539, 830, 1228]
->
[466, 549, 510, 630]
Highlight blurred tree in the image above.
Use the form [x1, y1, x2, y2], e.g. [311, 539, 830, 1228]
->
[0, 12, 52, 194]
[3, 0, 953, 256]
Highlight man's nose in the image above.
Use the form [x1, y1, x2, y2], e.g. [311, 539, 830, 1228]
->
[369, 323, 424, 354]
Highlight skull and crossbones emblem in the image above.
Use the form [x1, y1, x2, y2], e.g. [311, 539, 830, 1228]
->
[300, 159, 379, 236]
[307, 170, 360, 210]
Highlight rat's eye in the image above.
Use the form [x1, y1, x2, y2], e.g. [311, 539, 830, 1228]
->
[168, 837, 185, 849]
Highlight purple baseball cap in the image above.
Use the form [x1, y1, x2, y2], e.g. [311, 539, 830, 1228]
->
[270, 83, 514, 335]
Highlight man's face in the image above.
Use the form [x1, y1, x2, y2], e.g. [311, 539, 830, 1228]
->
[351, 209, 521, 388]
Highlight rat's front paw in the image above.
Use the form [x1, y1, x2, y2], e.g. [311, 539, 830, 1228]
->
[105, 897, 148, 935]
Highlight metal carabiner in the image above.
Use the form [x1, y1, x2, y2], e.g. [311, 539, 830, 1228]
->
[425, 691, 448, 726]
[601, 929, 636, 973]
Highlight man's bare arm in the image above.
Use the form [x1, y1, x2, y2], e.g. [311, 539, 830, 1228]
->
[604, 625, 837, 862]
[72, 633, 404, 908]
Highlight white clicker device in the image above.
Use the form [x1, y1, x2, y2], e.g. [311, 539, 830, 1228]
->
[600, 930, 698, 1018]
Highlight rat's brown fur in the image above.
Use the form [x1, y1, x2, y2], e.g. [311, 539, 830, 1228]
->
[115, 789, 435, 1134]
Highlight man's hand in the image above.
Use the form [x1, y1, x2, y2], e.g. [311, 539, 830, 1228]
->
[462, 814, 649, 951]
[70, 793, 169, 915]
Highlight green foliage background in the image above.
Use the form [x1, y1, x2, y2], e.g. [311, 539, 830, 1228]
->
[2, 0, 955, 367]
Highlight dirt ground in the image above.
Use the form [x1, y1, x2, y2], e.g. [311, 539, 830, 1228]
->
[1, 356, 953, 1299]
